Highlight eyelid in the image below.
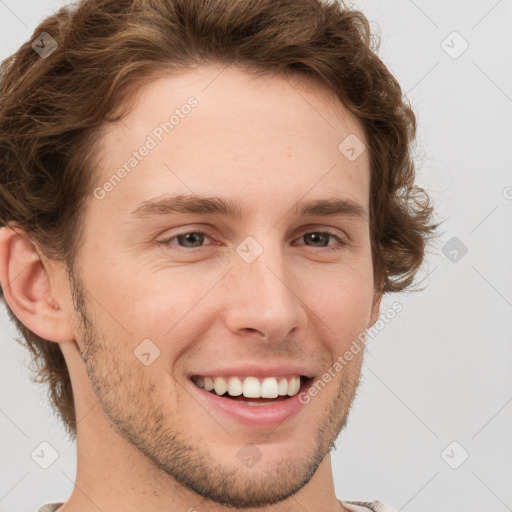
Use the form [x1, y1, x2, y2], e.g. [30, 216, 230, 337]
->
[158, 225, 350, 250]
[294, 225, 349, 242]
[158, 225, 215, 243]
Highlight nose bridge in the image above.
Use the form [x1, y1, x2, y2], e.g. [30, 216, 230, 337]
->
[223, 234, 305, 340]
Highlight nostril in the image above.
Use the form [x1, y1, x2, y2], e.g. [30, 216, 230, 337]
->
[243, 328, 266, 340]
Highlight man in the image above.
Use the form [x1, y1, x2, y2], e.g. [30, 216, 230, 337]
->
[0, 0, 435, 511]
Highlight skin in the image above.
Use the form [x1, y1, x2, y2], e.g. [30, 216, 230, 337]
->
[0, 63, 381, 512]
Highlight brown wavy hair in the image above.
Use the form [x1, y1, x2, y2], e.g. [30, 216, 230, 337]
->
[0, 0, 437, 439]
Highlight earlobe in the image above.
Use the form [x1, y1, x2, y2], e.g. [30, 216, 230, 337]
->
[0, 226, 75, 344]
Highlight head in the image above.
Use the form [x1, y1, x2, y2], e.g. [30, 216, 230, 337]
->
[0, 0, 436, 508]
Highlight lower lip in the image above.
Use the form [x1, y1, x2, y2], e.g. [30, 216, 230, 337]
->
[189, 379, 311, 428]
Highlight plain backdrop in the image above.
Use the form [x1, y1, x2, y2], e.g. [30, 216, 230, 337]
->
[1, 1, 511, 511]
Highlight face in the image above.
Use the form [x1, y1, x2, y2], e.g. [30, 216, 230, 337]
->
[68, 64, 378, 507]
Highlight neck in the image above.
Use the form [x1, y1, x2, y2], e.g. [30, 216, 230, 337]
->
[56, 423, 346, 512]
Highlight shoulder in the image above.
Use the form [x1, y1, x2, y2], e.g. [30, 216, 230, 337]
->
[343, 499, 399, 512]
[37, 503, 64, 512]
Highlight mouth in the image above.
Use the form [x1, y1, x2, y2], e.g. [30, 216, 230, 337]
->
[190, 374, 314, 406]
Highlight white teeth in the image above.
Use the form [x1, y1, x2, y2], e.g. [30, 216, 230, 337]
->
[192, 375, 303, 398]
[227, 376, 243, 396]
[287, 376, 300, 396]
[278, 378, 288, 396]
[261, 377, 279, 398]
[214, 376, 228, 395]
[243, 376, 261, 398]
[203, 377, 214, 391]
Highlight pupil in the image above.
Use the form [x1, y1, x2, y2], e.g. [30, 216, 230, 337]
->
[181, 233, 203, 247]
[306, 232, 328, 247]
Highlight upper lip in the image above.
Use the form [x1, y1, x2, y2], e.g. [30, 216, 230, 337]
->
[188, 364, 316, 380]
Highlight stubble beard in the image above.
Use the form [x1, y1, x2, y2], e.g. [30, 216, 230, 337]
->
[69, 270, 363, 508]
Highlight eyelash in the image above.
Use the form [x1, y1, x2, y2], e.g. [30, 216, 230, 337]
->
[158, 228, 348, 253]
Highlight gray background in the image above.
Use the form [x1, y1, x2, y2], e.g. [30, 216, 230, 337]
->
[1, 1, 511, 511]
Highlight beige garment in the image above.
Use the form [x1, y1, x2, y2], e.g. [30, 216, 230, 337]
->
[38, 500, 398, 512]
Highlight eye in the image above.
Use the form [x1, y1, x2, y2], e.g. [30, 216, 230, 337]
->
[159, 228, 347, 252]
[294, 230, 347, 251]
[160, 230, 212, 249]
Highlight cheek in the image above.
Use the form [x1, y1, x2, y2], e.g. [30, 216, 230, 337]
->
[305, 263, 375, 344]
[82, 239, 375, 345]
[85, 262, 213, 361]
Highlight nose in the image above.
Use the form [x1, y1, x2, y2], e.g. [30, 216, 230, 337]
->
[222, 241, 307, 344]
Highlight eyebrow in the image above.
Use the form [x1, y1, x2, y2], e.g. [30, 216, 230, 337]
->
[129, 194, 368, 222]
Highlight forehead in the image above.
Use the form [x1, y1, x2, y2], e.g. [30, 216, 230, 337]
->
[92, 64, 370, 218]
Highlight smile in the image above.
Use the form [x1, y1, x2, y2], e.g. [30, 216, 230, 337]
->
[189, 374, 315, 427]
[191, 375, 303, 401]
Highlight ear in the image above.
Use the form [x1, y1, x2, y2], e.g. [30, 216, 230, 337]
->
[0, 226, 75, 343]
